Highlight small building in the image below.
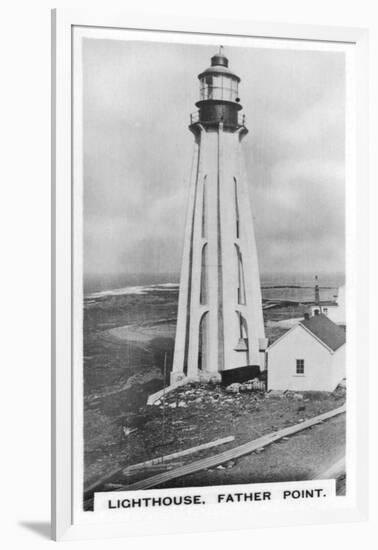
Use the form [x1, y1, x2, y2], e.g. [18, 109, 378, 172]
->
[267, 313, 346, 392]
[309, 284, 346, 327]
[324, 284, 345, 326]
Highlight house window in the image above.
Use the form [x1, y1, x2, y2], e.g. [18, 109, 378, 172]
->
[296, 359, 304, 374]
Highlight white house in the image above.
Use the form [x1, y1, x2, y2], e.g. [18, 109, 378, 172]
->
[325, 285, 346, 325]
[310, 285, 346, 326]
[267, 313, 346, 392]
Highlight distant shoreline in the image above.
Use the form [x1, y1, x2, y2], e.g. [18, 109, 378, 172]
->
[84, 282, 341, 300]
[84, 272, 345, 296]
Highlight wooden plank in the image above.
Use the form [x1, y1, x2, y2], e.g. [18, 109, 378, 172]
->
[124, 462, 184, 474]
[124, 405, 346, 491]
[122, 436, 235, 474]
[84, 435, 234, 496]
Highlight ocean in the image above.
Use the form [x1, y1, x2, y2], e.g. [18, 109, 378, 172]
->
[84, 272, 345, 303]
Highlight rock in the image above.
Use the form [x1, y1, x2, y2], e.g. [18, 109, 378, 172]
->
[216, 464, 226, 470]
[226, 461, 235, 469]
[226, 383, 241, 394]
[178, 401, 187, 408]
[255, 447, 265, 453]
[168, 403, 177, 408]
[208, 397, 218, 403]
[122, 427, 137, 437]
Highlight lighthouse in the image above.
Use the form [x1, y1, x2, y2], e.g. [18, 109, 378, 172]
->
[171, 48, 265, 384]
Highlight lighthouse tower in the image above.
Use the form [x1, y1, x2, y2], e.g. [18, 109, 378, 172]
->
[171, 48, 265, 384]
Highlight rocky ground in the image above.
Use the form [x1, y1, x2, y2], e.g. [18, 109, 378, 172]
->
[84, 380, 346, 498]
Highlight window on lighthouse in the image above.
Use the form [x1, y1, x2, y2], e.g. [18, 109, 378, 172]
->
[235, 244, 246, 305]
[238, 312, 249, 341]
[203, 76, 214, 99]
[234, 177, 240, 238]
[201, 176, 207, 238]
[200, 243, 208, 305]
[235, 311, 249, 359]
[198, 311, 209, 371]
[200, 75, 239, 101]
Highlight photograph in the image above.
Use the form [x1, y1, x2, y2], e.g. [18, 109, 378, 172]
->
[80, 34, 348, 511]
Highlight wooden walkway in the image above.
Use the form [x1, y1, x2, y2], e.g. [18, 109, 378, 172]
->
[84, 435, 234, 497]
[122, 436, 235, 474]
[124, 404, 346, 491]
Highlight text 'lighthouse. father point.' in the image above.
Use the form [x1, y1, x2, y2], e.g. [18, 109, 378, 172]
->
[171, 48, 266, 384]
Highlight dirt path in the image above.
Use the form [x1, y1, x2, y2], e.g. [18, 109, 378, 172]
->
[156, 413, 345, 493]
[108, 321, 176, 344]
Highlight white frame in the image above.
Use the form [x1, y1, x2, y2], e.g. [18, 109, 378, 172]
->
[52, 9, 369, 541]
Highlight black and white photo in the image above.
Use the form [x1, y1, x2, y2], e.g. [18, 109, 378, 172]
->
[82, 36, 347, 507]
[51, 13, 369, 540]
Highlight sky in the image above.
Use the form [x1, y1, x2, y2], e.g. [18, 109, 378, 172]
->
[83, 38, 345, 284]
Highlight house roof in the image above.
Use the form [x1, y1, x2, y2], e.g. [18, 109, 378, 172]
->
[300, 314, 345, 351]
